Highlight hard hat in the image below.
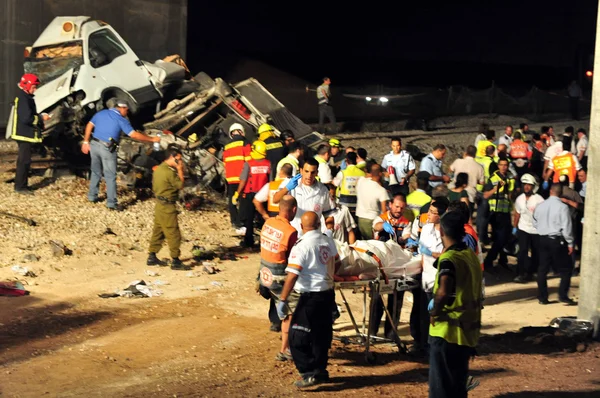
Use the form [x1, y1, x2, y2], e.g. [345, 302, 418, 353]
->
[520, 173, 539, 193]
[329, 138, 341, 148]
[229, 123, 245, 138]
[19, 73, 40, 92]
[281, 130, 295, 141]
[258, 124, 275, 141]
[251, 140, 267, 160]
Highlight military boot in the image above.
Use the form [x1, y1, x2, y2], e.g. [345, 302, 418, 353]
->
[170, 258, 188, 270]
[147, 253, 168, 267]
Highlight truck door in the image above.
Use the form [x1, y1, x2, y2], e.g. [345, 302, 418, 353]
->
[86, 28, 160, 108]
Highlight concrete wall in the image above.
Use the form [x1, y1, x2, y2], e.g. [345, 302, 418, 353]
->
[0, 0, 188, 129]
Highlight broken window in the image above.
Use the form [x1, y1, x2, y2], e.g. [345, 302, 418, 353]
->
[24, 41, 83, 86]
[88, 29, 127, 68]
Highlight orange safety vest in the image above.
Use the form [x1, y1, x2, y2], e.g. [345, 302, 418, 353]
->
[464, 223, 484, 271]
[223, 137, 251, 184]
[509, 140, 528, 159]
[267, 180, 283, 216]
[552, 153, 577, 183]
[374, 212, 411, 241]
[259, 216, 298, 291]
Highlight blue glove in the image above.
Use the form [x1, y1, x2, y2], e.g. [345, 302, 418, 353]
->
[285, 174, 302, 192]
[406, 238, 418, 248]
[542, 180, 549, 190]
[383, 221, 395, 235]
[428, 298, 434, 312]
[276, 300, 288, 320]
[419, 243, 433, 257]
[512, 227, 518, 235]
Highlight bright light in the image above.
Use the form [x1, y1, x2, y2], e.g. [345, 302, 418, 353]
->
[365, 96, 372, 102]
[379, 97, 389, 103]
[586, 70, 593, 77]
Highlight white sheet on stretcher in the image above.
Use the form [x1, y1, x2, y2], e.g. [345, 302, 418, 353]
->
[334, 239, 422, 280]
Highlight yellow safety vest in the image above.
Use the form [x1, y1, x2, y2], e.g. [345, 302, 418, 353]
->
[487, 171, 514, 213]
[406, 190, 431, 219]
[429, 248, 482, 348]
[337, 165, 365, 209]
[315, 155, 327, 164]
[475, 156, 494, 192]
[276, 155, 299, 175]
[10, 97, 43, 143]
[475, 140, 496, 159]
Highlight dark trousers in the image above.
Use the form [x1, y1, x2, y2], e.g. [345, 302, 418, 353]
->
[537, 236, 573, 301]
[389, 182, 409, 197]
[15, 141, 32, 191]
[484, 212, 511, 267]
[227, 184, 241, 228]
[428, 336, 472, 398]
[289, 290, 334, 380]
[239, 192, 256, 246]
[318, 104, 336, 134]
[517, 230, 540, 277]
[475, 198, 490, 244]
[569, 96, 580, 120]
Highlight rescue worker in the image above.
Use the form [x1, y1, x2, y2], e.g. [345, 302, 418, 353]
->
[258, 195, 298, 357]
[277, 211, 341, 388]
[356, 162, 389, 239]
[223, 123, 251, 233]
[407, 171, 432, 219]
[253, 163, 293, 220]
[513, 174, 544, 283]
[428, 211, 483, 398]
[483, 158, 515, 269]
[234, 140, 271, 248]
[11, 73, 49, 194]
[333, 152, 366, 215]
[381, 137, 416, 196]
[82, 100, 160, 210]
[475, 130, 496, 160]
[576, 128, 589, 170]
[533, 184, 576, 305]
[517, 123, 530, 142]
[314, 144, 333, 184]
[317, 77, 336, 135]
[338, 146, 355, 171]
[280, 130, 296, 154]
[258, 123, 286, 180]
[276, 141, 303, 176]
[544, 135, 581, 190]
[498, 125, 513, 147]
[147, 146, 186, 270]
[420, 145, 451, 195]
[509, 132, 531, 181]
[273, 158, 334, 236]
[328, 138, 345, 175]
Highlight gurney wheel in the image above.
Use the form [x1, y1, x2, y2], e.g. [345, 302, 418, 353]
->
[365, 352, 377, 364]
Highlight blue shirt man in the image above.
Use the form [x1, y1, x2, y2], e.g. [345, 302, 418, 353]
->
[420, 144, 450, 189]
[89, 108, 135, 143]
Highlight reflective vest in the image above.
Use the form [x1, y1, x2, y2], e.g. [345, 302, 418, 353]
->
[374, 211, 411, 244]
[11, 95, 43, 143]
[552, 152, 577, 183]
[475, 156, 495, 192]
[223, 137, 251, 184]
[259, 216, 298, 292]
[464, 223, 484, 270]
[267, 179, 283, 216]
[429, 247, 482, 348]
[476, 140, 496, 159]
[337, 165, 365, 210]
[276, 154, 299, 175]
[509, 140, 528, 159]
[264, 137, 285, 180]
[243, 158, 270, 194]
[488, 171, 514, 213]
[314, 155, 327, 182]
[407, 190, 432, 219]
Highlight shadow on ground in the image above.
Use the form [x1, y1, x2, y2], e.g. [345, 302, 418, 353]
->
[495, 391, 600, 397]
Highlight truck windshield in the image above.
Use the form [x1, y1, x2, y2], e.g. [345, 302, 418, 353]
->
[24, 41, 83, 86]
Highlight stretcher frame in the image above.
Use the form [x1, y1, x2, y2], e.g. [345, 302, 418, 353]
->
[334, 275, 419, 363]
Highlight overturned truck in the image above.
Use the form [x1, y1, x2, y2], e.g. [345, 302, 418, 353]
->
[25, 16, 324, 191]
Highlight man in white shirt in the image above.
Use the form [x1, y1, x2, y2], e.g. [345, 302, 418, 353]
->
[513, 174, 545, 283]
[576, 128, 589, 169]
[449, 145, 484, 204]
[498, 125, 513, 147]
[381, 137, 415, 196]
[273, 158, 334, 235]
[327, 204, 357, 244]
[356, 163, 389, 239]
[314, 144, 333, 184]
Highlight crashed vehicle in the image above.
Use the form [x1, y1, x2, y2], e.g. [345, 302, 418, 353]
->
[25, 16, 324, 191]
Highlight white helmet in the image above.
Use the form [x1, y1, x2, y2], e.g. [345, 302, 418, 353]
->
[520, 173, 539, 193]
[229, 123, 245, 138]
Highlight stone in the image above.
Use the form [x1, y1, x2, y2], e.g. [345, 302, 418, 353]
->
[23, 254, 40, 262]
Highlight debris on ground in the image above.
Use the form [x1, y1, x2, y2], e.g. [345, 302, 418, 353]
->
[11, 265, 37, 277]
[98, 280, 163, 298]
[50, 240, 72, 257]
[0, 281, 29, 296]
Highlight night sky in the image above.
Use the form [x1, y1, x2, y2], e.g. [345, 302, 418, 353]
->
[188, 1, 598, 89]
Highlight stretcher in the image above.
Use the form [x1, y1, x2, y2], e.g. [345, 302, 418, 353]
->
[332, 242, 421, 363]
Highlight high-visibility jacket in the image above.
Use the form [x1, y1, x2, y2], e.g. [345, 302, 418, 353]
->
[259, 216, 298, 292]
[476, 140, 496, 159]
[267, 179, 283, 216]
[429, 247, 482, 348]
[11, 90, 43, 143]
[276, 154, 299, 175]
[242, 158, 271, 194]
[374, 211, 411, 243]
[337, 165, 365, 210]
[488, 171, 514, 213]
[264, 136, 285, 180]
[509, 139, 529, 159]
[552, 152, 577, 183]
[223, 137, 251, 184]
[406, 190, 431, 219]
[475, 156, 495, 192]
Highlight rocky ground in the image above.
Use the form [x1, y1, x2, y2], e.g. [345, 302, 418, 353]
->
[0, 115, 598, 397]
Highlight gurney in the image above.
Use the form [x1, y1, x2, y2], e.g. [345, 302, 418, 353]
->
[333, 239, 422, 363]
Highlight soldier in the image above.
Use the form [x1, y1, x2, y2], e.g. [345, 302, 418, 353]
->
[147, 146, 186, 270]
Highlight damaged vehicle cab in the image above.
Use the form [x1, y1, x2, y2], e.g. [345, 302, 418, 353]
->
[25, 16, 187, 137]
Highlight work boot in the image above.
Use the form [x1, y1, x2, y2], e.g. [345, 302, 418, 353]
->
[147, 253, 168, 267]
[170, 258, 189, 270]
[15, 189, 33, 196]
